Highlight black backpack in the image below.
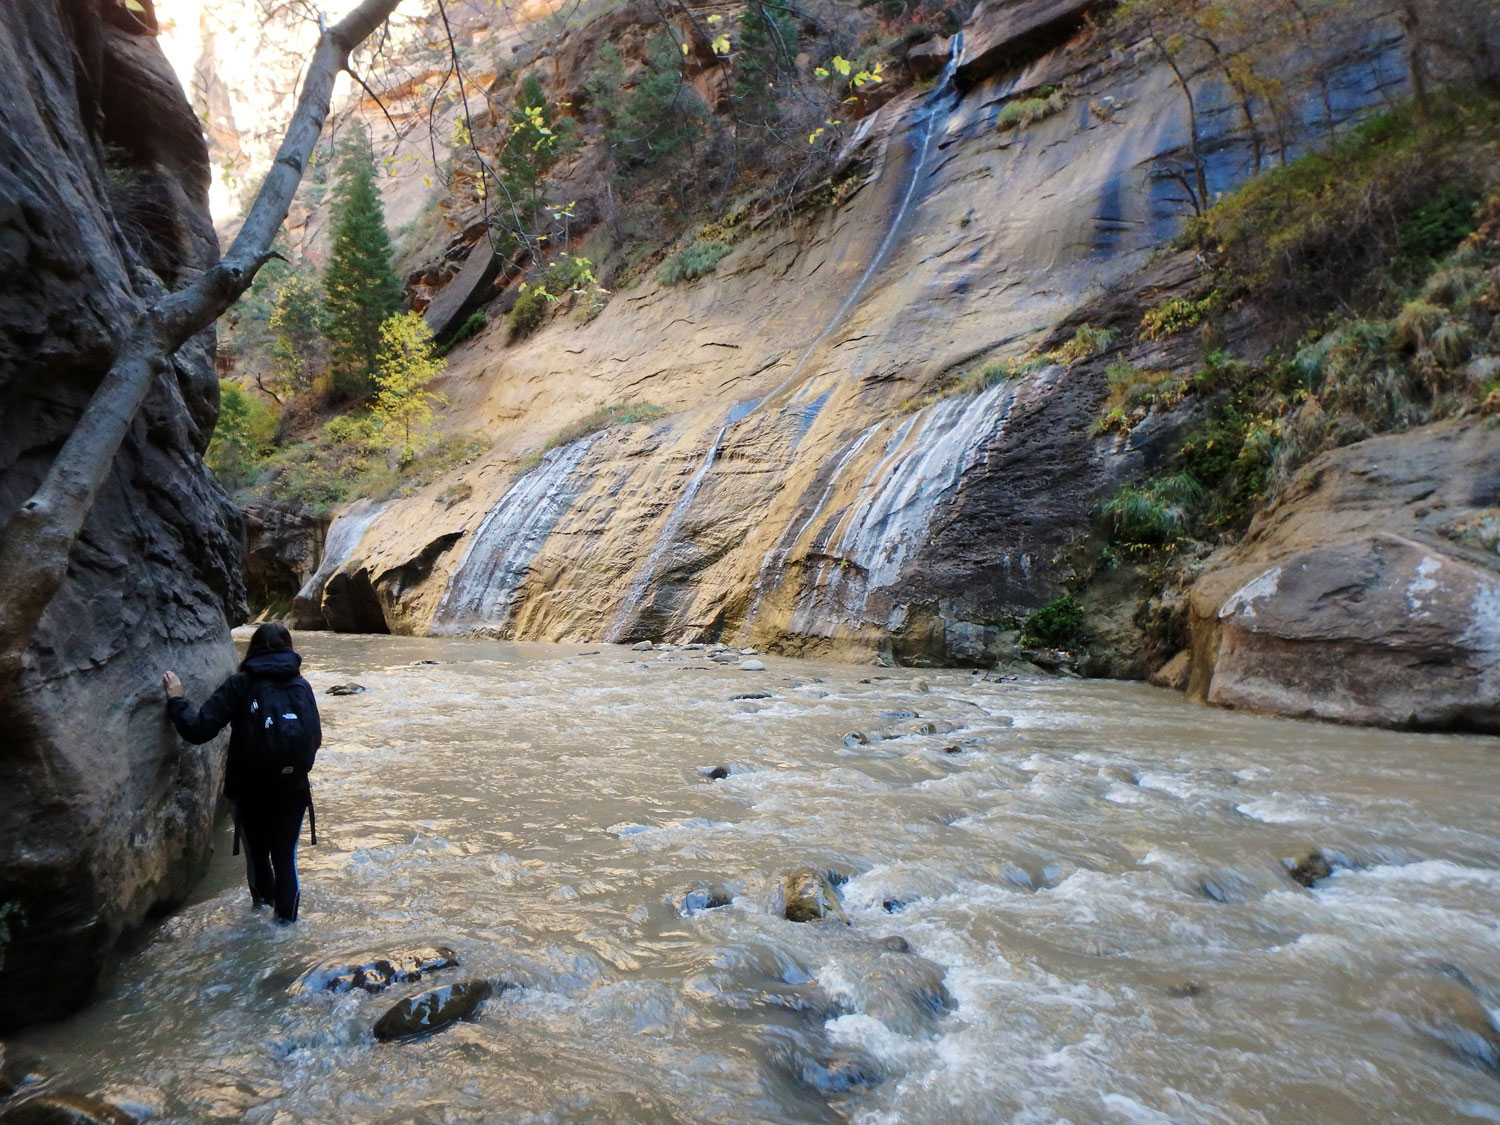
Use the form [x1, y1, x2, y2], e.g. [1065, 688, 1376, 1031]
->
[244, 677, 319, 777]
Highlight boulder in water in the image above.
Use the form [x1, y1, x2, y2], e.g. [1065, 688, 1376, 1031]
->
[295, 946, 459, 995]
[373, 979, 495, 1042]
[782, 868, 850, 925]
[325, 683, 367, 696]
[0, 1093, 138, 1125]
[739, 659, 767, 671]
[1281, 849, 1334, 888]
[764, 1029, 885, 1095]
[906, 719, 960, 736]
[631, 640, 654, 651]
[704, 765, 731, 780]
[910, 678, 930, 693]
[730, 690, 773, 701]
[1387, 969, 1500, 1074]
[670, 884, 734, 915]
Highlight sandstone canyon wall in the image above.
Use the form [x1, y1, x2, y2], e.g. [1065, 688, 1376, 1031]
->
[0, 0, 241, 1030]
[288, 0, 1414, 666]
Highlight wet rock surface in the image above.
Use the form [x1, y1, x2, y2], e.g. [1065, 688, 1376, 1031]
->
[782, 868, 850, 925]
[1387, 969, 1500, 1074]
[0, 1092, 138, 1125]
[372, 980, 496, 1042]
[292, 947, 460, 995]
[0, 0, 237, 1031]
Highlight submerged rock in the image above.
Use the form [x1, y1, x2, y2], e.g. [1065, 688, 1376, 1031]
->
[325, 683, 367, 696]
[730, 690, 773, 700]
[373, 979, 495, 1042]
[670, 884, 734, 915]
[841, 730, 875, 747]
[1281, 849, 1334, 888]
[765, 1030, 886, 1095]
[294, 946, 459, 995]
[1387, 970, 1500, 1074]
[704, 765, 731, 780]
[1, 1093, 138, 1125]
[782, 868, 850, 925]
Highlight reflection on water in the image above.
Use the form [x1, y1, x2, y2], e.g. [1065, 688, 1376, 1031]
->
[13, 635, 1500, 1123]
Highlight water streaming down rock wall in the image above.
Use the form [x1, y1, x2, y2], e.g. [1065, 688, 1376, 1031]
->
[434, 437, 598, 636]
[284, 9, 1412, 663]
[292, 500, 389, 631]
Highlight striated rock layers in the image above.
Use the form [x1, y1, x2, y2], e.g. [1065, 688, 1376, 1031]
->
[0, 0, 242, 1029]
[288, 0, 1409, 676]
[1185, 422, 1500, 731]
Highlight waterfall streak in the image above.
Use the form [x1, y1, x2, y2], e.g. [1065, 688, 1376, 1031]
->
[605, 424, 728, 642]
[433, 438, 597, 633]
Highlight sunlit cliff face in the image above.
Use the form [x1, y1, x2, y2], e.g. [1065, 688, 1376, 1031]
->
[156, 0, 326, 224]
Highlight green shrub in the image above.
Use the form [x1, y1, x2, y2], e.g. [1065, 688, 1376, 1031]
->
[509, 286, 550, 341]
[1181, 93, 1499, 317]
[1020, 594, 1085, 648]
[658, 240, 732, 285]
[207, 381, 279, 492]
[1139, 291, 1221, 340]
[1101, 472, 1205, 547]
[437, 312, 487, 357]
[997, 89, 1066, 132]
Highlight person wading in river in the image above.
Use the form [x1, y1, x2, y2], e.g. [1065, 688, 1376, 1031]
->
[162, 622, 321, 924]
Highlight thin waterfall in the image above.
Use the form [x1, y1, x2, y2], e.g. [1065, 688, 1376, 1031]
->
[759, 32, 966, 409]
[293, 499, 386, 611]
[432, 437, 597, 634]
[791, 379, 1017, 629]
[604, 423, 729, 642]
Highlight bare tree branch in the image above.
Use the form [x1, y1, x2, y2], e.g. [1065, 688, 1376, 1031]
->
[0, 0, 409, 701]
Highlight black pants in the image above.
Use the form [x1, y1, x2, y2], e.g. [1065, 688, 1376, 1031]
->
[235, 784, 308, 922]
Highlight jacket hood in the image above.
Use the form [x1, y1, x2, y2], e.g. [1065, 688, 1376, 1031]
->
[241, 649, 303, 681]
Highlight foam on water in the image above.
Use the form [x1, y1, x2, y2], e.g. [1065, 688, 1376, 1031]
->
[13, 637, 1500, 1124]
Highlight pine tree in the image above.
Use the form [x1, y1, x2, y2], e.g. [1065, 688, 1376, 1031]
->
[371, 311, 447, 464]
[735, 1, 797, 125]
[268, 270, 326, 396]
[498, 74, 560, 226]
[323, 127, 403, 399]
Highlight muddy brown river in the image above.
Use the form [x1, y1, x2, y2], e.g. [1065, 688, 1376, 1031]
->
[13, 634, 1500, 1123]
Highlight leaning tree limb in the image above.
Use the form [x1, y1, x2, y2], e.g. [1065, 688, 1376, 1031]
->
[0, 0, 406, 702]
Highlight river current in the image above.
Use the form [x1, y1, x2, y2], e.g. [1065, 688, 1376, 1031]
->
[15, 634, 1500, 1123]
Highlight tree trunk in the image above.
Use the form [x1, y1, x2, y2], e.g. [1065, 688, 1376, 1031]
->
[1398, 2, 1429, 121]
[0, 0, 406, 701]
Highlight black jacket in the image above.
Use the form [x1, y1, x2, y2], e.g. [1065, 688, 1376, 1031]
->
[168, 650, 322, 801]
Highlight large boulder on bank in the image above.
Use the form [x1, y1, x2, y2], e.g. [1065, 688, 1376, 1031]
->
[0, 0, 240, 1032]
[1185, 421, 1500, 731]
[1200, 534, 1500, 730]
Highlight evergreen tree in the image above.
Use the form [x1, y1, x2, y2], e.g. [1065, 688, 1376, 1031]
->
[498, 74, 560, 225]
[372, 312, 447, 464]
[268, 270, 326, 397]
[323, 127, 403, 399]
[735, 1, 798, 124]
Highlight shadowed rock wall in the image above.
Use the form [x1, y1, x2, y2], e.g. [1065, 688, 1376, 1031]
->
[0, 0, 242, 1030]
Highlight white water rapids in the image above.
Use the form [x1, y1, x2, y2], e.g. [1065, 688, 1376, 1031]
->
[13, 634, 1500, 1123]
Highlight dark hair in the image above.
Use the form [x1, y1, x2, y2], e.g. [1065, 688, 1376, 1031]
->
[241, 622, 293, 670]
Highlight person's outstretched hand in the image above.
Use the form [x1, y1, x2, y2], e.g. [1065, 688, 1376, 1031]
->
[162, 671, 184, 699]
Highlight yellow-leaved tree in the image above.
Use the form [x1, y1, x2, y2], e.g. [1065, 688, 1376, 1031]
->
[372, 311, 447, 465]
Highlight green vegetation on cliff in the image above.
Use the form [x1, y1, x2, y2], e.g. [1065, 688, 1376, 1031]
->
[1068, 87, 1500, 680]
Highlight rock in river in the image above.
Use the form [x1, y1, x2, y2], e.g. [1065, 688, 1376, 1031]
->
[1281, 849, 1334, 888]
[373, 980, 495, 1042]
[1387, 969, 1500, 1074]
[325, 683, 367, 696]
[0, 1093, 138, 1125]
[293, 946, 459, 994]
[783, 868, 850, 925]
